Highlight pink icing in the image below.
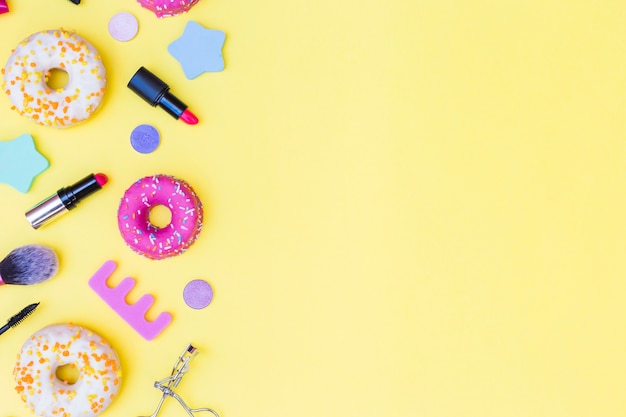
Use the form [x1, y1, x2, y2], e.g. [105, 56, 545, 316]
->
[136, 0, 200, 18]
[117, 175, 203, 260]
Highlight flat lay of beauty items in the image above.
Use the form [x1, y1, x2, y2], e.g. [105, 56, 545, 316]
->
[0, 1, 225, 416]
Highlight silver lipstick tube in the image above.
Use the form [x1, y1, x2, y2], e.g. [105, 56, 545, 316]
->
[25, 194, 68, 229]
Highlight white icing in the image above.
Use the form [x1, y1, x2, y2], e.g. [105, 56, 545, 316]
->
[14, 323, 122, 417]
[2, 29, 106, 128]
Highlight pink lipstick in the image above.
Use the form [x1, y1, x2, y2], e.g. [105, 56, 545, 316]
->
[180, 109, 198, 125]
[25, 173, 108, 229]
[127, 66, 199, 125]
[0, 0, 9, 14]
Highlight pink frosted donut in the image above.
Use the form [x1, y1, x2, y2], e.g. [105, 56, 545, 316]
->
[137, 0, 200, 18]
[117, 174, 203, 260]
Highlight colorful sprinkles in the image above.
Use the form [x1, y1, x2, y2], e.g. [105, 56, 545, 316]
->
[117, 174, 204, 260]
[13, 323, 122, 417]
[2, 29, 106, 128]
[137, 0, 201, 18]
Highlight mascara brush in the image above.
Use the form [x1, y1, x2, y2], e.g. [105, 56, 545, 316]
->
[0, 244, 59, 286]
[0, 302, 39, 336]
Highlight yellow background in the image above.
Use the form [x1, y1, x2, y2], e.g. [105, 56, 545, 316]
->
[1, 1, 626, 416]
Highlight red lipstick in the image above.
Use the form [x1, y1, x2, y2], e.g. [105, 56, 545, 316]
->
[180, 109, 198, 125]
[95, 173, 108, 186]
[127, 66, 199, 125]
[25, 173, 108, 229]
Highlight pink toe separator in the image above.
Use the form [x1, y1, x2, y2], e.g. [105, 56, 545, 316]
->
[88, 260, 173, 341]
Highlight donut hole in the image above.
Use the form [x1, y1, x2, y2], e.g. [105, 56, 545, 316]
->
[55, 363, 79, 385]
[44, 68, 69, 90]
[148, 204, 172, 229]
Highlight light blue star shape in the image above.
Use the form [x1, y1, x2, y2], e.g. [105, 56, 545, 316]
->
[0, 133, 49, 193]
[168, 20, 226, 80]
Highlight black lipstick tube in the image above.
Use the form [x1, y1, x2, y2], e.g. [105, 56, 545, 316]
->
[127, 66, 188, 119]
[25, 173, 106, 229]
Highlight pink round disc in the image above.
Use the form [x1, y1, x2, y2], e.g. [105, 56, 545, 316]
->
[183, 279, 214, 309]
[108, 12, 139, 42]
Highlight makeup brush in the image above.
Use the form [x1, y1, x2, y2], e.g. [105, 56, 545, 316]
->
[0, 302, 39, 336]
[0, 245, 59, 286]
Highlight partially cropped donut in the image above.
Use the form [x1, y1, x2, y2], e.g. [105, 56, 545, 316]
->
[14, 323, 122, 417]
[2, 29, 106, 128]
[117, 174, 204, 260]
[137, 0, 201, 18]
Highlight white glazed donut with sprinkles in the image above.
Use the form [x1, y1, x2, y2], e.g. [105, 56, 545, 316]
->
[13, 323, 122, 417]
[2, 28, 106, 128]
[117, 174, 204, 260]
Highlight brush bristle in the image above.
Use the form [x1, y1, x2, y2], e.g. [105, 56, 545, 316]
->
[0, 245, 59, 285]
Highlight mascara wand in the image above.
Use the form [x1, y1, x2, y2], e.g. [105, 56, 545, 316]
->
[0, 303, 39, 336]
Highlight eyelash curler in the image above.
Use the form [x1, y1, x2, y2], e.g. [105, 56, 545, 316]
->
[140, 344, 220, 417]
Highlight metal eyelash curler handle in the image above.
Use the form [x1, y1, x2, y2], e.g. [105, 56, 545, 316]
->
[139, 344, 220, 417]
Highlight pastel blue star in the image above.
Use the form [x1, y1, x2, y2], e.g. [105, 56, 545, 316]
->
[168, 20, 226, 80]
[0, 134, 49, 193]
